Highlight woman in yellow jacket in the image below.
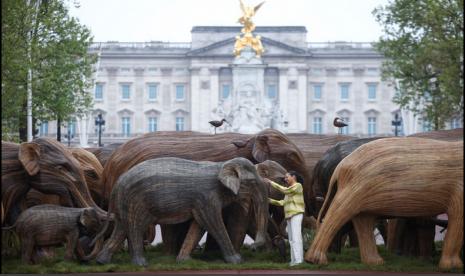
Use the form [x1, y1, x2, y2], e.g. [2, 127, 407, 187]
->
[264, 171, 305, 266]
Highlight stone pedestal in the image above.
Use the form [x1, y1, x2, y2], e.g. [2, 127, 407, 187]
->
[210, 47, 286, 134]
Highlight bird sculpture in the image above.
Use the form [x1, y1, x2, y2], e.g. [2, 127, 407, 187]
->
[333, 117, 348, 134]
[209, 118, 230, 134]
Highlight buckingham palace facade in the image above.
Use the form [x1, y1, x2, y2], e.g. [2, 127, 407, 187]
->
[39, 26, 461, 146]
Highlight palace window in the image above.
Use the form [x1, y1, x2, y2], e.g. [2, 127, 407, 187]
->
[221, 84, 230, 99]
[176, 117, 184, 131]
[313, 117, 322, 134]
[176, 85, 185, 100]
[368, 84, 377, 100]
[121, 84, 130, 99]
[148, 117, 158, 132]
[148, 84, 158, 101]
[313, 85, 322, 100]
[267, 84, 277, 99]
[122, 117, 131, 136]
[95, 84, 103, 100]
[340, 84, 349, 100]
[368, 117, 377, 135]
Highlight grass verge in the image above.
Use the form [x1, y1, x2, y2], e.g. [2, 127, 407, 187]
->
[1, 242, 462, 274]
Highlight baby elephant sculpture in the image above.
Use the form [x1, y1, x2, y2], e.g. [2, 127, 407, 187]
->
[4, 204, 102, 264]
[305, 138, 463, 270]
[89, 157, 269, 266]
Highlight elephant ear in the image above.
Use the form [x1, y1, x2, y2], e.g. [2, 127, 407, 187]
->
[255, 163, 269, 178]
[80, 208, 98, 226]
[231, 139, 249, 148]
[218, 161, 241, 195]
[19, 142, 41, 176]
[252, 135, 270, 162]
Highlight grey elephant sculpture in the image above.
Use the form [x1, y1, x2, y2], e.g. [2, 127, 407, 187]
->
[87, 157, 269, 266]
[3, 204, 103, 264]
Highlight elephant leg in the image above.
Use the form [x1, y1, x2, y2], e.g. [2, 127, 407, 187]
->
[204, 202, 248, 253]
[348, 228, 359, 248]
[64, 230, 79, 261]
[439, 196, 463, 270]
[328, 230, 344, 253]
[127, 220, 149, 266]
[352, 214, 383, 265]
[161, 221, 191, 255]
[21, 236, 35, 264]
[416, 218, 435, 259]
[96, 220, 126, 264]
[193, 209, 241, 264]
[176, 220, 205, 262]
[386, 218, 403, 255]
[305, 193, 358, 265]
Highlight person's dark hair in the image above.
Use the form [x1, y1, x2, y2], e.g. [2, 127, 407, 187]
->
[288, 170, 303, 185]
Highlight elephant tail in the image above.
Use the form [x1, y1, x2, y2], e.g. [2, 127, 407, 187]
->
[317, 163, 341, 226]
[2, 223, 16, 231]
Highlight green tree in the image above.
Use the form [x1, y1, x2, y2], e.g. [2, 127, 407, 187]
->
[1, 0, 95, 142]
[1, 0, 31, 141]
[373, 0, 463, 130]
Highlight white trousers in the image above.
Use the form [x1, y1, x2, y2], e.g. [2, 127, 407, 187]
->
[286, 213, 303, 265]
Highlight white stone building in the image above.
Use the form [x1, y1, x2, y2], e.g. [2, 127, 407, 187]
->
[37, 26, 462, 146]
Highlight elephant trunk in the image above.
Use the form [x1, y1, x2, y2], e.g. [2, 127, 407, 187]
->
[83, 213, 113, 261]
[82, 234, 105, 261]
[251, 186, 269, 249]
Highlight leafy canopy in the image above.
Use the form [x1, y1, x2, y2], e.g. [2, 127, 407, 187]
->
[373, 0, 463, 130]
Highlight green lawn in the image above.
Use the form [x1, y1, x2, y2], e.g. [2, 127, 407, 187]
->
[1, 241, 462, 274]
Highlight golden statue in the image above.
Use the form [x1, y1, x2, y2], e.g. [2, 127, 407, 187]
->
[234, 0, 265, 57]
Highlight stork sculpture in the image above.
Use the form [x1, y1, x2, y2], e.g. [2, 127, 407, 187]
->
[333, 117, 348, 134]
[209, 118, 230, 134]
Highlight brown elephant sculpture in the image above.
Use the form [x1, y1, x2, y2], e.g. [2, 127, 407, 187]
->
[311, 137, 386, 253]
[3, 204, 103, 264]
[1, 138, 106, 226]
[305, 137, 463, 270]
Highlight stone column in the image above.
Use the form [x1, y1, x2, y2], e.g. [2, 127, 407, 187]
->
[190, 67, 201, 131]
[77, 113, 88, 147]
[208, 68, 219, 133]
[161, 68, 173, 130]
[134, 67, 145, 135]
[297, 68, 308, 132]
[278, 67, 289, 130]
[106, 67, 118, 135]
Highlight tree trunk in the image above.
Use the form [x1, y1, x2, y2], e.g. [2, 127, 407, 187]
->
[19, 103, 27, 142]
[57, 117, 61, 142]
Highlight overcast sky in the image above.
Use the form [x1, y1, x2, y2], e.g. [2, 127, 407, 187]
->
[68, 0, 388, 43]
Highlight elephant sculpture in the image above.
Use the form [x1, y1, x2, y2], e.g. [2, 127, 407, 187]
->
[311, 137, 386, 253]
[20, 148, 105, 209]
[3, 204, 103, 264]
[69, 148, 105, 207]
[99, 129, 310, 254]
[1, 138, 107, 226]
[88, 157, 269, 266]
[305, 137, 463, 270]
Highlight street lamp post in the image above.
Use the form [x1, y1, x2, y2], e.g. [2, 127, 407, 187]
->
[63, 122, 74, 147]
[392, 113, 402, 136]
[95, 114, 105, 147]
